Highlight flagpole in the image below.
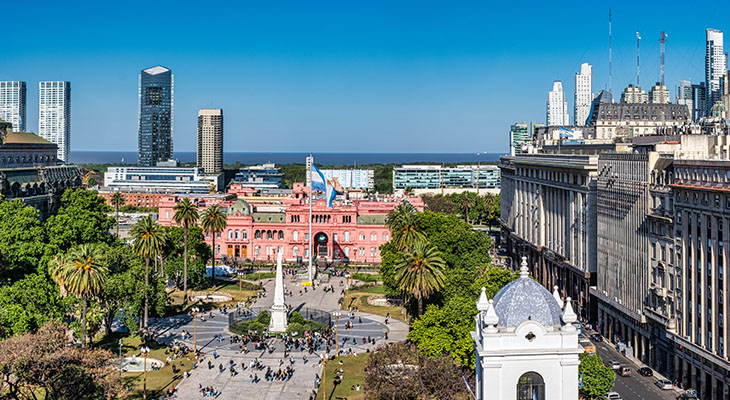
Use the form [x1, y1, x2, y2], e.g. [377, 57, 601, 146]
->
[308, 157, 313, 283]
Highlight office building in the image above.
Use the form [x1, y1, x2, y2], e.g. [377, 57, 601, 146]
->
[677, 80, 694, 118]
[648, 82, 671, 104]
[234, 164, 284, 189]
[510, 122, 543, 156]
[103, 166, 221, 193]
[320, 169, 374, 191]
[38, 81, 70, 163]
[138, 66, 173, 167]
[392, 164, 500, 194]
[197, 108, 223, 174]
[0, 81, 26, 132]
[574, 63, 593, 126]
[620, 84, 648, 104]
[692, 83, 708, 120]
[706, 29, 726, 113]
[547, 81, 569, 126]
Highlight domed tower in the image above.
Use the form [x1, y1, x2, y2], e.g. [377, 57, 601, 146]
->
[471, 257, 583, 400]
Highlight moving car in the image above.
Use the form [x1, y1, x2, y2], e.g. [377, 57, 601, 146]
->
[637, 367, 653, 376]
[655, 379, 674, 390]
[603, 392, 622, 400]
[677, 391, 698, 400]
[591, 333, 603, 342]
[607, 360, 621, 370]
[618, 366, 631, 376]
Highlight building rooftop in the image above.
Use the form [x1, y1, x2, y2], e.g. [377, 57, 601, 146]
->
[3, 131, 54, 145]
[143, 66, 171, 75]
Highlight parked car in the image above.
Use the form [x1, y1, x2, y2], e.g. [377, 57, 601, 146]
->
[603, 392, 622, 400]
[618, 366, 631, 376]
[606, 360, 621, 370]
[637, 367, 653, 376]
[677, 391, 698, 400]
[590, 333, 603, 342]
[656, 379, 674, 389]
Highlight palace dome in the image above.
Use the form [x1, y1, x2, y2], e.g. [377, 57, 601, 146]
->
[492, 261, 564, 328]
[227, 199, 252, 216]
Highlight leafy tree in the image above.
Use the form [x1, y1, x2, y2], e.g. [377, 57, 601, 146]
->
[163, 225, 210, 289]
[395, 240, 446, 317]
[0, 322, 124, 400]
[45, 188, 114, 252]
[200, 204, 227, 285]
[0, 273, 67, 338]
[364, 342, 473, 400]
[173, 198, 198, 304]
[0, 199, 47, 280]
[421, 194, 458, 214]
[130, 215, 165, 333]
[110, 191, 125, 237]
[52, 244, 109, 346]
[385, 202, 424, 251]
[455, 192, 476, 224]
[578, 353, 616, 400]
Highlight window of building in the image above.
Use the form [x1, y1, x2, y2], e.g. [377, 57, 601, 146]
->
[383, 233, 389, 241]
[279, 231, 284, 240]
[371, 233, 377, 241]
[516, 372, 545, 400]
[344, 247, 350, 257]
[333, 233, 338, 242]
[293, 230, 298, 241]
[305, 233, 309, 241]
[371, 247, 376, 257]
[360, 233, 366, 241]
[228, 230, 233, 239]
[243, 230, 247, 239]
[267, 230, 273, 240]
[344, 231, 350, 242]
[255, 230, 262, 239]
[293, 246, 299, 257]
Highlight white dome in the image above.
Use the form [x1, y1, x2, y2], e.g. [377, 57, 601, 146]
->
[492, 260, 564, 328]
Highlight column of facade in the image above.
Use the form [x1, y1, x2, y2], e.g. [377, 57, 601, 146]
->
[711, 214, 718, 355]
[723, 215, 729, 360]
[701, 212, 707, 349]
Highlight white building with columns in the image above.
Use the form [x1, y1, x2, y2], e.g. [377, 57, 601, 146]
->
[472, 257, 583, 400]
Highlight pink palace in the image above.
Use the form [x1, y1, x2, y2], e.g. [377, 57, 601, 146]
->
[157, 183, 424, 265]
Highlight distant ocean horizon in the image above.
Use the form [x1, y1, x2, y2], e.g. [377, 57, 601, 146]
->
[70, 151, 505, 165]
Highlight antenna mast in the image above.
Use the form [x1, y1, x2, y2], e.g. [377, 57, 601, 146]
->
[609, 9, 613, 99]
[636, 32, 641, 86]
[659, 31, 668, 85]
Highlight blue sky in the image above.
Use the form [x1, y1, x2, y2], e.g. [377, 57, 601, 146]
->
[2, 1, 728, 153]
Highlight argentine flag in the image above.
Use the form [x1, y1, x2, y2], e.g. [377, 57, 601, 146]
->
[311, 164, 336, 208]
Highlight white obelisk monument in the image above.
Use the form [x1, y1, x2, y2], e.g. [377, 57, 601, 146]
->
[269, 249, 288, 332]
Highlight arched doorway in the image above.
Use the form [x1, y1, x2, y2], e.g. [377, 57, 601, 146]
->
[516, 372, 544, 400]
[314, 232, 328, 257]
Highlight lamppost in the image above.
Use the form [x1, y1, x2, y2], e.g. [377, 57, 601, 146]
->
[333, 311, 341, 356]
[140, 346, 150, 400]
[191, 306, 200, 355]
[118, 339, 123, 385]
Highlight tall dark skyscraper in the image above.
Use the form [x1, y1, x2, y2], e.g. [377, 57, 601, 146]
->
[138, 66, 173, 167]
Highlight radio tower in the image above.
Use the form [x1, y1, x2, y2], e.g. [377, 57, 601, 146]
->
[636, 32, 641, 86]
[659, 31, 668, 85]
[608, 9, 613, 99]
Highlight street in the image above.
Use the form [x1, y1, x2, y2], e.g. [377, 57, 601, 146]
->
[594, 339, 679, 400]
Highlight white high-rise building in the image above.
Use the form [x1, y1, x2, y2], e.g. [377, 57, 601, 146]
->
[38, 81, 70, 163]
[706, 29, 726, 112]
[0, 81, 26, 132]
[547, 81, 569, 126]
[574, 63, 593, 126]
[197, 108, 223, 174]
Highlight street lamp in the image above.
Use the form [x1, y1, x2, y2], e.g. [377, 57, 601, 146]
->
[140, 346, 150, 400]
[333, 311, 342, 356]
[118, 339, 123, 385]
[191, 307, 200, 355]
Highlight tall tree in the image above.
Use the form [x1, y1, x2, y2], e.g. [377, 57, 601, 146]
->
[578, 353, 616, 399]
[130, 215, 165, 333]
[200, 204, 227, 286]
[110, 191, 125, 237]
[395, 240, 446, 316]
[52, 244, 109, 346]
[173, 198, 198, 304]
[0, 199, 47, 281]
[45, 188, 114, 252]
[385, 202, 424, 251]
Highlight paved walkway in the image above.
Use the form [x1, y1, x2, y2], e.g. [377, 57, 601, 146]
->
[157, 275, 407, 400]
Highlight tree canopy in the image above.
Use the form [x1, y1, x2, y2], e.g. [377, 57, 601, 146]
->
[578, 353, 616, 400]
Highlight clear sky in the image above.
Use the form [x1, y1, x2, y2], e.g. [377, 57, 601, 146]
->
[2, 1, 728, 153]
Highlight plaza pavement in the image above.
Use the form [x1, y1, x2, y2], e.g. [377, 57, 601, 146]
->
[152, 275, 408, 400]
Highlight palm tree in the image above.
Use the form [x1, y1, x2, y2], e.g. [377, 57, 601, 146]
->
[110, 192, 125, 237]
[173, 198, 198, 304]
[394, 240, 446, 317]
[459, 194, 475, 224]
[53, 244, 109, 346]
[200, 204, 227, 286]
[131, 215, 165, 333]
[385, 202, 424, 251]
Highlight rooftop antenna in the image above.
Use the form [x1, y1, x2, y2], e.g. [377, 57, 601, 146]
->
[609, 9, 613, 100]
[659, 31, 668, 85]
[636, 32, 641, 86]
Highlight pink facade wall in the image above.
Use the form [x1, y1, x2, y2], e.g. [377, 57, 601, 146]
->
[158, 193, 424, 265]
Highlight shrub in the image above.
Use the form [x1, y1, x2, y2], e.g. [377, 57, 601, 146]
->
[289, 311, 305, 325]
[230, 320, 267, 335]
[256, 310, 271, 326]
[352, 273, 380, 283]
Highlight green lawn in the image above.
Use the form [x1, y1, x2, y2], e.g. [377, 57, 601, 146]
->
[165, 279, 262, 316]
[342, 284, 407, 322]
[95, 333, 193, 399]
[317, 354, 370, 400]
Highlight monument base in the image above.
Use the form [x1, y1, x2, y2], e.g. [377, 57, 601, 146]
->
[269, 305, 288, 333]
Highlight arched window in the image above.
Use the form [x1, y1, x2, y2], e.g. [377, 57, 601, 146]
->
[370, 247, 376, 257]
[234, 230, 239, 240]
[293, 230, 298, 241]
[293, 246, 299, 257]
[344, 231, 350, 242]
[344, 246, 350, 257]
[255, 230, 262, 239]
[267, 230, 273, 240]
[242, 230, 248, 239]
[228, 230, 232, 239]
[278, 231, 284, 240]
[516, 372, 544, 400]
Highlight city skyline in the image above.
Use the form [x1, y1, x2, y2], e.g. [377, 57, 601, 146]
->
[1, 1, 729, 153]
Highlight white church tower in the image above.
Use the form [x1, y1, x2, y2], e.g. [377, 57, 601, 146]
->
[472, 257, 583, 400]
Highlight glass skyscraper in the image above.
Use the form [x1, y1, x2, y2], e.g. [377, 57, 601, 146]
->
[138, 66, 173, 167]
